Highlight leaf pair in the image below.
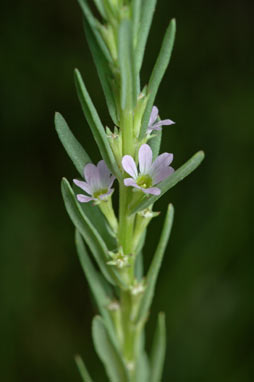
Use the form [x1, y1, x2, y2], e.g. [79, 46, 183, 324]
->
[91, 314, 166, 382]
[76, 315, 150, 382]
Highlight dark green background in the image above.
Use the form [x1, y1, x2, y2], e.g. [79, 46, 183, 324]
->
[0, 0, 252, 381]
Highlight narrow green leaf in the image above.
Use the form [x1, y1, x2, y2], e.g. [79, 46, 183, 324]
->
[92, 316, 129, 382]
[118, 20, 137, 110]
[136, 352, 150, 382]
[149, 130, 162, 160]
[75, 355, 94, 382]
[140, 19, 176, 138]
[93, 0, 106, 19]
[83, 18, 118, 125]
[75, 230, 112, 311]
[130, 151, 205, 215]
[132, 0, 142, 45]
[75, 230, 118, 345]
[77, 0, 111, 62]
[78, 199, 116, 251]
[61, 178, 123, 286]
[136, 204, 174, 322]
[55, 112, 91, 177]
[74, 69, 121, 178]
[136, 0, 157, 73]
[150, 313, 166, 382]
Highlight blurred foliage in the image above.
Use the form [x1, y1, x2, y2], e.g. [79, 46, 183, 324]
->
[0, 0, 252, 381]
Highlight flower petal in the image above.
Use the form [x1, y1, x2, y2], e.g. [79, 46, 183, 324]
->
[124, 178, 142, 190]
[98, 188, 114, 200]
[124, 178, 160, 195]
[147, 125, 162, 134]
[84, 163, 100, 192]
[108, 175, 116, 189]
[77, 194, 94, 203]
[139, 144, 153, 174]
[97, 160, 111, 187]
[153, 166, 174, 184]
[149, 106, 159, 126]
[150, 153, 174, 179]
[142, 187, 161, 195]
[122, 156, 138, 178]
[151, 119, 175, 130]
[73, 179, 92, 195]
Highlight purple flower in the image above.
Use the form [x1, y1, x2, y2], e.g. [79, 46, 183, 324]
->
[73, 160, 115, 203]
[147, 106, 175, 134]
[122, 144, 174, 196]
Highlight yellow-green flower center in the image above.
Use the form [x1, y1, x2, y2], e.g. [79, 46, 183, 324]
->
[136, 174, 152, 189]
[93, 188, 108, 199]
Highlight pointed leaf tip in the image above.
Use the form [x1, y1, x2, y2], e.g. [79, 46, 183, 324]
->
[75, 355, 94, 382]
[55, 113, 91, 177]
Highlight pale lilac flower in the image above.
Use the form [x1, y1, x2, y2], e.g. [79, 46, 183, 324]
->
[122, 144, 174, 196]
[147, 106, 175, 134]
[73, 160, 115, 203]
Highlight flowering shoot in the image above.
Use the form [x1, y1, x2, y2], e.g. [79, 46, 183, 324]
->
[56, 1, 204, 380]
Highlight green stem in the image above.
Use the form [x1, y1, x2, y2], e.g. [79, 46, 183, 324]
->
[120, 290, 137, 377]
[121, 108, 134, 156]
[118, 183, 135, 255]
[119, 289, 146, 381]
[99, 197, 118, 234]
